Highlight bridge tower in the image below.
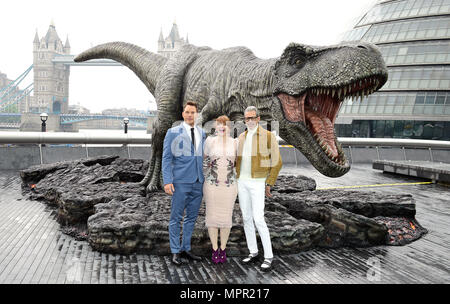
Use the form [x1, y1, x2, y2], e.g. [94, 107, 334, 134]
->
[157, 21, 189, 59]
[31, 22, 70, 114]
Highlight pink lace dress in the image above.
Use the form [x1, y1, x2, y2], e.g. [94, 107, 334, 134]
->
[203, 135, 238, 228]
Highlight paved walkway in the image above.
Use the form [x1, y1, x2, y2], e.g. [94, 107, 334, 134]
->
[0, 164, 449, 284]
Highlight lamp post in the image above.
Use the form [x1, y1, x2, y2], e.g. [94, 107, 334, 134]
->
[40, 112, 48, 132]
[40, 112, 48, 148]
[123, 117, 129, 134]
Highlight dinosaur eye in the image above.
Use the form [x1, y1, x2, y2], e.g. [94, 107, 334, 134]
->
[290, 53, 306, 66]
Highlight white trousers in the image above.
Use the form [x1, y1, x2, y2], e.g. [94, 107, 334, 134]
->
[237, 179, 273, 259]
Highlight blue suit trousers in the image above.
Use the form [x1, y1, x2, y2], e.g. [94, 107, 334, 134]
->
[169, 181, 203, 253]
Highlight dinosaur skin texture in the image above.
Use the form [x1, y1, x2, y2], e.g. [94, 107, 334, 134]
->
[75, 41, 388, 193]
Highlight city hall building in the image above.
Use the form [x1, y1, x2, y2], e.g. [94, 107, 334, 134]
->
[336, 0, 450, 140]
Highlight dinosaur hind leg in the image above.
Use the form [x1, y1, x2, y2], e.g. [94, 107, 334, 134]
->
[140, 117, 173, 193]
[139, 151, 156, 186]
[146, 150, 162, 193]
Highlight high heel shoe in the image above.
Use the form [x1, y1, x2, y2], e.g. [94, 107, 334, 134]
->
[218, 248, 227, 264]
[212, 248, 220, 264]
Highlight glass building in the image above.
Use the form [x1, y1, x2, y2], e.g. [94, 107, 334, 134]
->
[337, 0, 450, 140]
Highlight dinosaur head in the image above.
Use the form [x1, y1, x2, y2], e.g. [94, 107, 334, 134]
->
[273, 42, 388, 177]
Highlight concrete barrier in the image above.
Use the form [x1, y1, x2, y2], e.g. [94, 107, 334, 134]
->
[1, 145, 448, 170]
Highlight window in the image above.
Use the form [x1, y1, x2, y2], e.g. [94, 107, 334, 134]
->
[375, 120, 385, 137]
[362, 16, 450, 43]
[425, 94, 436, 104]
[382, 67, 450, 91]
[436, 94, 446, 104]
[394, 120, 404, 137]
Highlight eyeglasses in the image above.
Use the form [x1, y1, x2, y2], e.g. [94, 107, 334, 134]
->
[244, 116, 259, 122]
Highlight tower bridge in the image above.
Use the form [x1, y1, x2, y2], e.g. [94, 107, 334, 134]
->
[0, 21, 187, 117]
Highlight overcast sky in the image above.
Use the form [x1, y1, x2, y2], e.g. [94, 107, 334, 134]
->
[0, 0, 377, 113]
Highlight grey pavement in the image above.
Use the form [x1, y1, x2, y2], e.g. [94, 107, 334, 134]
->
[0, 164, 449, 284]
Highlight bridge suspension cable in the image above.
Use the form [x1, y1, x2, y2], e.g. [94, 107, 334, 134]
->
[0, 65, 33, 98]
[0, 65, 34, 112]
[0, 83, 34, 112]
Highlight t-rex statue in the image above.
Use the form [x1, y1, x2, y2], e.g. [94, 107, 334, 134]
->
[74, 41, 388, 193]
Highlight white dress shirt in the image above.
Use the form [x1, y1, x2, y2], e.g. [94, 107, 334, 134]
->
[238, 126, 265, 182]
[183, 121, 201, 150]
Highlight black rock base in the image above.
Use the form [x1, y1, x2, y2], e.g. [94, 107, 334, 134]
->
[20, 155, 428, 256]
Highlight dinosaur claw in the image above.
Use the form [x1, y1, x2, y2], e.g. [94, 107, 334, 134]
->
[146, 183, 159, 193]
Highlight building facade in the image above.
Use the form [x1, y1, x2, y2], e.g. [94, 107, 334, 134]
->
[68, 103, 91, 115]
[337, 0, 450, 140]
[0, 71, 9, 88]
[157, 22, 189, 59]
[30, 22, 70, 114]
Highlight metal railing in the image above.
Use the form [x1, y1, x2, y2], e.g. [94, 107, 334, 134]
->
[1, 132, 449, 165]
[0, 131, 151, 145]
[338, 137, 450, 163]
[337, 137, 450, 149]
[2, 132, 448, 148]
[0, 132, 152, 163]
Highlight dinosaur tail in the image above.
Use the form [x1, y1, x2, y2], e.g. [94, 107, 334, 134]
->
[74, 42, 167, 96]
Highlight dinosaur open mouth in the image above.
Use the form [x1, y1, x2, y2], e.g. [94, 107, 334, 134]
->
[277, 76, 382, 164]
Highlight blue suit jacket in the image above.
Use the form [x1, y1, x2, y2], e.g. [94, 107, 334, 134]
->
[162, 124, 206, 185]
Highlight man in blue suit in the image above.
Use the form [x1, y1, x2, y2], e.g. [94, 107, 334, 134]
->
[162, 101, 206, 265]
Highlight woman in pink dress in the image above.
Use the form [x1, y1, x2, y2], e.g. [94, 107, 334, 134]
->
[203, 115, 238, 264]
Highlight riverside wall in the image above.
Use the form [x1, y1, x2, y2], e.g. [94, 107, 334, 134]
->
[0, 145, 449, 170]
